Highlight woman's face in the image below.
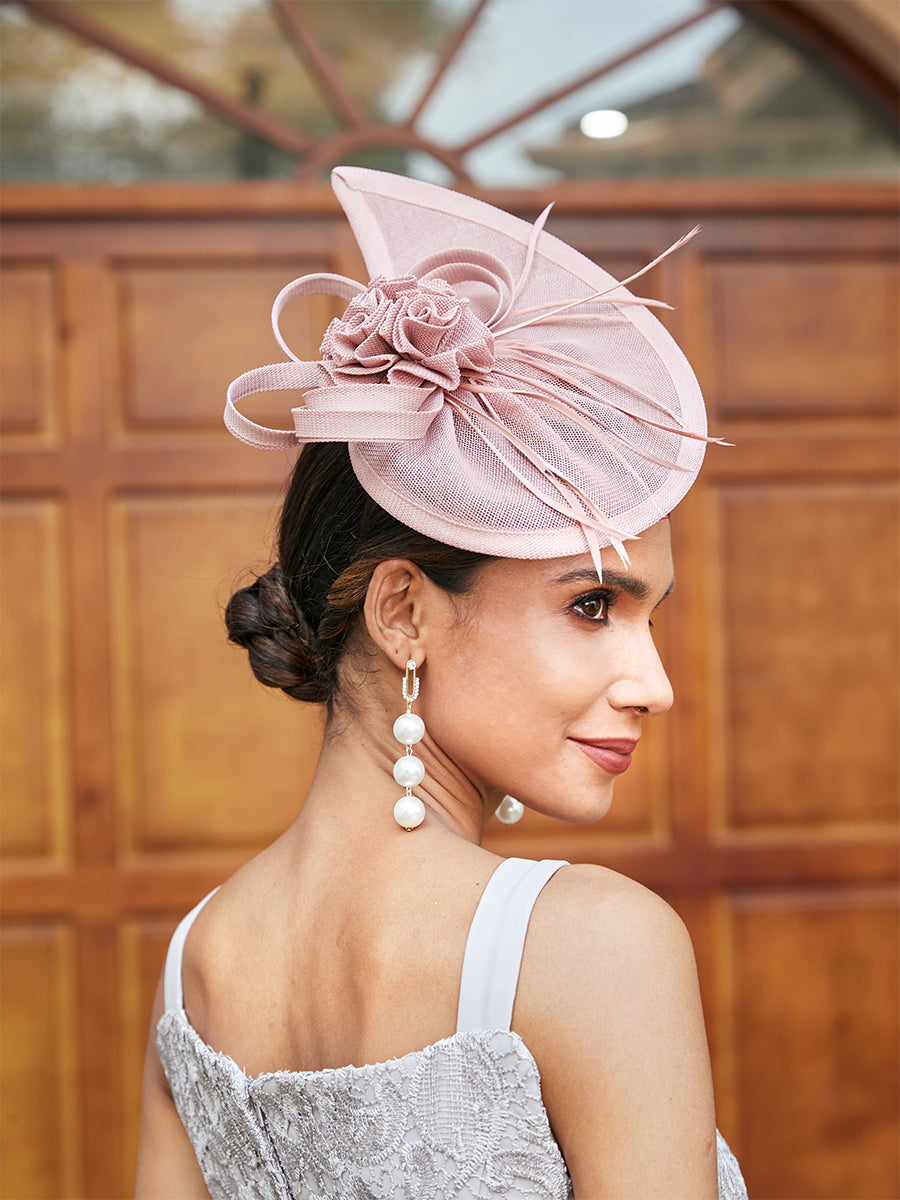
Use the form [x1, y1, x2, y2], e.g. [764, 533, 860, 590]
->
[420, 519, 675, 824]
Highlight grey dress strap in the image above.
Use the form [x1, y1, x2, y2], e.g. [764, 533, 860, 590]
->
[457, 858, 568, 1034]
[163, 889, 218, 1014]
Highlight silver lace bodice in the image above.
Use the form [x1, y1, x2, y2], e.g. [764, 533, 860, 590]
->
[158, 1018, 573, 1199]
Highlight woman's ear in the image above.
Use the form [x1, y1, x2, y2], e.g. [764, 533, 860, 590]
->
[363, 559, 430, 668]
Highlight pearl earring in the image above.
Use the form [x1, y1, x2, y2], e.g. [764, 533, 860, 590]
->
[392, 660, 426, 830]
[496, 794, 525, 824]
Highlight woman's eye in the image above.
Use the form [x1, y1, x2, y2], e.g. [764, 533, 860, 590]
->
[573, 593, 610, 622]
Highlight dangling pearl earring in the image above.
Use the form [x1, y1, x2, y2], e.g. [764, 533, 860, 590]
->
[496, 794, 525, 824]
[392, 660, 426, 830]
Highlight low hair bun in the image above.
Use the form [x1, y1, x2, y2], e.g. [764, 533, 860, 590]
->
[227, 445, 491, 711]
[225, 563, 327, 703]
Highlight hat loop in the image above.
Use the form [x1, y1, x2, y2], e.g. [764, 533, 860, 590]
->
[409, 249, 515, 327]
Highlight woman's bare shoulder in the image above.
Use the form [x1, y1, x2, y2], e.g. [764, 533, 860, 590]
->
[518, 861, 701, 1044]
[535, 861, 692, 964]
[176, 847, 286, 1016]
[517, 863, 717, 1197]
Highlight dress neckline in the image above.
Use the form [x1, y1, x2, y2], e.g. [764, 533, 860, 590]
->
[160, 855, 567, 1080]
[161, 1006, 539, 1084]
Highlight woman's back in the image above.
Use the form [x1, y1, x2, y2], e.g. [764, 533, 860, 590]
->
[158, 851, 573, 1198]
[181, 829, 502, 1077]
[153, 836, 747, 1199]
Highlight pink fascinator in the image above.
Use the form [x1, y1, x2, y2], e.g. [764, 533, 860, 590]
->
[225, 167, 714, 576]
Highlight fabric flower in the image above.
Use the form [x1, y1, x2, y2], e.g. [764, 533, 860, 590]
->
[320, 276, 495, 393]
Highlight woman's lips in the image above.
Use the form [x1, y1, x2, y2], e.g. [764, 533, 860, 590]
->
[570, 738, 637, 775]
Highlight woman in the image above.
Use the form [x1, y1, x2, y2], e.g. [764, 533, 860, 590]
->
[135, 168, 748, 1198]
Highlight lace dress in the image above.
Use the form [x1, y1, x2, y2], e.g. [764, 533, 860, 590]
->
[158, 857, 748, 1199]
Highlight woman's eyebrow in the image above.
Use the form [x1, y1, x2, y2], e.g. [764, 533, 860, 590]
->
[552, 569, 676, 605]
[552, 568, 647, 599]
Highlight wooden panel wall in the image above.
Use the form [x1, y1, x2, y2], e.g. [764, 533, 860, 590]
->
[0, 212, 340, 1198]
[1, 186, 897, 1199]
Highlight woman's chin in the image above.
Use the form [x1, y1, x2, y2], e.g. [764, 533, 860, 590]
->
[528, 783, 616, 825]
[566, 800, 615, 825]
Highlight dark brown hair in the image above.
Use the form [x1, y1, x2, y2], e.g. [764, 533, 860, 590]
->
[225, 443, 493, 707]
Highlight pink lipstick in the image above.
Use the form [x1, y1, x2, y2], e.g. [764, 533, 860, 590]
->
[570, 738, 637, 775]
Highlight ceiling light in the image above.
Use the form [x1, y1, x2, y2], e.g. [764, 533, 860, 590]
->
[580, 110, 629, 139]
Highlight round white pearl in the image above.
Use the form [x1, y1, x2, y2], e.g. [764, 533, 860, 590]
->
[393, 755, 425, 787]
[393, 712, 425, 746]
[496, 795, 525, 825]
[393, 794, 425, 830]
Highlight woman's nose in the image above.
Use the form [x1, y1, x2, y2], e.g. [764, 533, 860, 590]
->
[607, 633, 674, 716]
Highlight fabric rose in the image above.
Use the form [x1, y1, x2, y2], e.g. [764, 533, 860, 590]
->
[320, 276, 495, 392]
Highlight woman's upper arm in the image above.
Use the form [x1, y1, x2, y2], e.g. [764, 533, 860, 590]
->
[134, 973, 211, 1200]
[517, 866, 718, 1200]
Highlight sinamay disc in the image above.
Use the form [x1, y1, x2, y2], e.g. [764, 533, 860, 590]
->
[225, 166, 712, 566]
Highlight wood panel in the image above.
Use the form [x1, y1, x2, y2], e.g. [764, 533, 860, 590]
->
[110, 492, 321, 857]
[3, 179, 896, 219]
[707, 257, 899, 420]
[0, 262, 58, 444]
[114, 259, 336, 435]
[728, 890, 900, 1199]
[0, 923, 81, 1199]
[715, 480, 899, 831]
[0, 498, 70, 863]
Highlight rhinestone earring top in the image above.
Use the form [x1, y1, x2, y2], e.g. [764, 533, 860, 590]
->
[392, 660, 426, 830]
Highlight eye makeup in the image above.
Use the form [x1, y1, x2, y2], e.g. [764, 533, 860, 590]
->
[569, 588, 615, 624]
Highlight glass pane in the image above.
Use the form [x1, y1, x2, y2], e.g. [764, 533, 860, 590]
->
[1, 0, 896, 184]
[404, 0, 711, 143]
[0, 0, 455, 181]
[63, 0, 450, 129]
[411, 0, 899, 183]
[0, 1, 302, 181]
[407, 0, 731, 182]
[300, 0, 454, 122]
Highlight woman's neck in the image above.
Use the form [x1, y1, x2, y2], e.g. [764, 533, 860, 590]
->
[293, 692, 497, 853]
